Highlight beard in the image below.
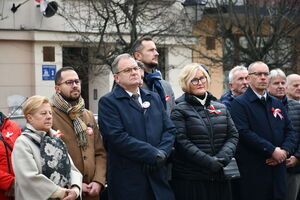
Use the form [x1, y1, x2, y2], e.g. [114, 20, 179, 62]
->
[60, 92, 80, 103]
[144, 62, 158, 69]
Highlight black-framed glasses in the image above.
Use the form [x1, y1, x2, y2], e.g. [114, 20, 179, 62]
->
[249, 72, 269, 77]
[116, 66, 141, 74]
[191, 76, 207, 85]
[58, 79, 81, 86]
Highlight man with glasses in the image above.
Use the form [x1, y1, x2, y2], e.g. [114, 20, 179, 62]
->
[230, 61, 297, 200]
[98, 54, 175, 200]
[220, 65, 248, 109]
[131, 36, 175, 116]
[51, 66, 107, 200]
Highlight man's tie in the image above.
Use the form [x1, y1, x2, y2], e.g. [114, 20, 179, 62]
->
[131, 94, 142, 108]
[261, 96, 266, 106]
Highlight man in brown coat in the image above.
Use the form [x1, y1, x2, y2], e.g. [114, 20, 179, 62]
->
[51, 66, 107, 200]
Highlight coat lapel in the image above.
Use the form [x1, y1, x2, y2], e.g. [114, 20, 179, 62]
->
[113, 84, 143, 112]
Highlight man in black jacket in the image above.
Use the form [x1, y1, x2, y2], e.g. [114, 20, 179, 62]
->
[268, 68, 300, 200]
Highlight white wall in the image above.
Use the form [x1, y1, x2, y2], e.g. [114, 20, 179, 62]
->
[89, 69, 114, 114]
[0, 40, 34, 114]
[167, 46, 192, 99]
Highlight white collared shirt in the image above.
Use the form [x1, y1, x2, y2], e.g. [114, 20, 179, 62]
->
[253, 90, 267, 100]
[126, 89, 143, 104]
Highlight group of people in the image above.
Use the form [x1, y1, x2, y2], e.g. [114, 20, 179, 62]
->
[1, 36, 300, 200]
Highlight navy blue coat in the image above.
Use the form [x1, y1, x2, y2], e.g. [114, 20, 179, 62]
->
[220, 91, 234, 110]
[98, 85, 175, 200]
[230, 87, 297, 200]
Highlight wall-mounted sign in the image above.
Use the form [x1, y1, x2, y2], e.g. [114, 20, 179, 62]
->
[42, 65, 56, 80]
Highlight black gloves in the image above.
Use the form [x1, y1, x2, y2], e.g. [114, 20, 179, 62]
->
[143, 150, 167, 173]
[209, 156, 224, 172]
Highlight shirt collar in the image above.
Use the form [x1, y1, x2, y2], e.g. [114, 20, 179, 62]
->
[253, 90, 267, 99]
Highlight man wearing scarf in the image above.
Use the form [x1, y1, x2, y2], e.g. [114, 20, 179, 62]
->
[132, 36, 175, 116]
[51, 67, 107, 200]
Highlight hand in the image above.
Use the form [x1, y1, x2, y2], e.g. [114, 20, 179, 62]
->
[87, 182, 101, 197]
[156, 150, 167, 167]
[272, 147, 287, 163]
[61, 188, 77, 200]
[286, 156, 299, 168]
[143, 150, 168, 173]
[266, 157, 279, 166]
[216, 157, 226, 165]
[82, 183, 90, 196]
[210, 157, 224, 172]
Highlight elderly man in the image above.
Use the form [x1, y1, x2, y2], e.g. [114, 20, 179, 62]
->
[286, 74, 300, 102]
[131, 36, 175, 116]
[98, 53, 175, 200]
[230, 61, 297, 200]
[51, 67, 107, 200]
[268, 69, 300, 200]
[220, 65, 248, 109]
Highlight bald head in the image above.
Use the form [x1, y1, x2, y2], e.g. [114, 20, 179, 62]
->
[286, 74, 300, 101]
[247, 61, 269, 95]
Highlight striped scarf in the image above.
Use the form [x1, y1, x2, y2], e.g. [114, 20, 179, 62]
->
[52, 93, 88, 149]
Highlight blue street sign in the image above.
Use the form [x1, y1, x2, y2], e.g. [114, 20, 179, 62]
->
[42, 65, 56, 80]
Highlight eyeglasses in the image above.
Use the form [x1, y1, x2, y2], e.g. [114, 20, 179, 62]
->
[191, 76, 207, 85]
[116, 67, 141, 74]
[249, 72, 269, 77]
[58, 79, 81, 86]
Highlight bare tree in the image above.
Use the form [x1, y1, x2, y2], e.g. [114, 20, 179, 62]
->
[57, 0, 185, 76]
[179, 0, 300, 72]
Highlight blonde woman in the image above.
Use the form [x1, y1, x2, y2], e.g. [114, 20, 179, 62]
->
[12, 95, 82, 200]
[170, 63, 238, 200]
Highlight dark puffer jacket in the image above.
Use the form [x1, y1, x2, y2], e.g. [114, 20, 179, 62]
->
[171, 92, 239, 181]
[280, 97, 300, 173]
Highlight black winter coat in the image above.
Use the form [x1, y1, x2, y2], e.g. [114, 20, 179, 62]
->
[171, 92, 239, 181]
[281, 96, 300, 173]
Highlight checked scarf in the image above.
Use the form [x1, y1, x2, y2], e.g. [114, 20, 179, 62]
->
[144, 70, 166, 108]
[52, 93, 88, 149]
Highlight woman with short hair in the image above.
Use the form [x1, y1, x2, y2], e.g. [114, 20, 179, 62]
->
[12, 95, 82, 200]
[170, 63, 239, 200]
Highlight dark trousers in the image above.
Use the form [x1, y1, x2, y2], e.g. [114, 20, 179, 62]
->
[171, 178, 232, 200]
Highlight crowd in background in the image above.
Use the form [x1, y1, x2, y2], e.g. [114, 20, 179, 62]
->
[1, 36, 300, 200]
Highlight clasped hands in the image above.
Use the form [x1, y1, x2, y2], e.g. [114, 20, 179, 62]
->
[143, 150, 167, 173]
[266, 147, 288, 166]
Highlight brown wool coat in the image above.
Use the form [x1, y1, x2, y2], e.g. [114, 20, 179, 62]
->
[52, 106, 107, 200]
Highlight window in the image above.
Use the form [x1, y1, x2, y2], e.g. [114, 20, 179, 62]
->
[206, 37, 215, 50]
[43, 46, 55, 62]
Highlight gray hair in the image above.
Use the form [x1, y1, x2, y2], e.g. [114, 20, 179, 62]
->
[228, 65, 247, 83]
[269, 68, 286, 83]
[111, 53, 135, 74]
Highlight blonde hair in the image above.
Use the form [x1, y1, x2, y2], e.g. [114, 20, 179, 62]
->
[179, 63, 210, 93]
[23, 95, 50, 117]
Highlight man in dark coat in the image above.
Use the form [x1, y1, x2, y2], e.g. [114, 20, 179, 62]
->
[98, 53, 175, 200]
[220, 65, 248, 109]
[267, 68, 300, 200]
[131, 36, 175, 116]
[230, 61, 297, 200]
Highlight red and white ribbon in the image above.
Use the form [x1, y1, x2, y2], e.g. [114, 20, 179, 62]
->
[208, 105, 222, 114]
[165, 95, 170, 102]
[53, 130, 64, 137]
[272, 107, 284, 120]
